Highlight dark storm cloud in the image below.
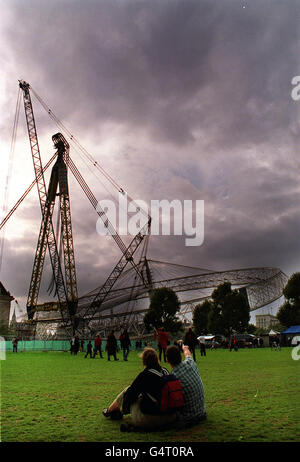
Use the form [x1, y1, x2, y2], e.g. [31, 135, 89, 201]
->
[1, 0, 300, 309]
[3, 0, 299, 145]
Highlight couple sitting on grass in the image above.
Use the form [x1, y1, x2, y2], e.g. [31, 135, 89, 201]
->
[102, 344, 206, 432]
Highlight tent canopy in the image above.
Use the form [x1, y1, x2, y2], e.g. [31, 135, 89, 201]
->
[281, 325, 300, 335]
[269, 329, 279, 335]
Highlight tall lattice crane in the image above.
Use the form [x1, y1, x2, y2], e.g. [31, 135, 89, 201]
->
[19, 81, 74, 329]
[15, 80, 151, 337]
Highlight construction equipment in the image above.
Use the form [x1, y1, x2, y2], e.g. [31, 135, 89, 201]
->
[16, 80, 150, 336]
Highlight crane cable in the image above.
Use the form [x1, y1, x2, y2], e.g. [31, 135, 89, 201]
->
[0, 87, 21, 274]
[29, 85, 150, 220]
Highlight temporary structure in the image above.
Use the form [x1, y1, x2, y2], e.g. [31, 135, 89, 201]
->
[280, 326, 300, 346]
[281, 325, 300, 335]
[269, 329, 279, 336]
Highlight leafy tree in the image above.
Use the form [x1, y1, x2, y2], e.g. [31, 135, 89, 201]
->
[277, 302, 300, 329]
[193, 300, 212, 335]
[207, 282, 250, 336]
[283, 272, 300, 302]
[269, 322, 286, 333]
[254, 326, 269, 336]
[277, 273, 300, 328]
[143, 287, 182, 334]
[207, 302, 225, 335]
[247, 323, 257, 334]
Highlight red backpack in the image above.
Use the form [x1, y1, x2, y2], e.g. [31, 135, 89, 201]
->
[147, 369, 184, 414]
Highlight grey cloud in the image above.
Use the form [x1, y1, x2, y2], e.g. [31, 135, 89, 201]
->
[1, 0, 300, 308]
[4, 0, 299, 146]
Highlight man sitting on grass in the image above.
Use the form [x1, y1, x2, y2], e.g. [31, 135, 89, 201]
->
[102, 347, 177, 432]
[166, 344, 206, 428]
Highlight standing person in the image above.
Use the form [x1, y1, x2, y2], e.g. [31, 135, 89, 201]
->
[80, 340, 84, 352]
[166, 344, 206, 429]
[85, 340, 93, 358]
[154, 327, 169, 363]
[74, 335, 80, 355]
[70, 336, 75, 355]
[229, 336, 235, 352]
[120, 329, 131, 361]
[12, 337, 19, 353]
[198, 335, 206, 357]
[93, 334, 103, 358]
[106, 331, 119, 361]
[233, 337, 238, 352]
[183, 327, 198, 361]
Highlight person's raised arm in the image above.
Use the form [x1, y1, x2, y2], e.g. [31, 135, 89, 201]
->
[182, 345, 192, 358]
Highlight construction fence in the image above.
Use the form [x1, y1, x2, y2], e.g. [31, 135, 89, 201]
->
[4, 339, 152, 352]
[5, 340, 72, 352]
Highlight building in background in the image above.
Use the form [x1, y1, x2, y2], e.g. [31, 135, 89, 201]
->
[0, 282, 14, 330]
[255, 313, 278, 329]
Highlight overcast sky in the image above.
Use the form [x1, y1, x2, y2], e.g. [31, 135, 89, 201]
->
[1, 0, 300, 316]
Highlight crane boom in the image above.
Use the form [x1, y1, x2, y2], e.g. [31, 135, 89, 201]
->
[0, 153, 57, 231]
[67, 156, 146, 283]
[77, 216, 150, 331]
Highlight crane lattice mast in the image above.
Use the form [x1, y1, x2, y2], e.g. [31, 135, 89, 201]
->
[19, 81, 77, 331]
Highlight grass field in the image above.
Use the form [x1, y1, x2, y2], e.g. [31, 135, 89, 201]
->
[0, 347, 299, 442]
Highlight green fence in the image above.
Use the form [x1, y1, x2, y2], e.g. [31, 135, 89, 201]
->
[4, 338, 154, 352]
[5, 340, 71, 352]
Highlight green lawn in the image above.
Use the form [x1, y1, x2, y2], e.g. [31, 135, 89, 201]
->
[0, 347, 299, 442]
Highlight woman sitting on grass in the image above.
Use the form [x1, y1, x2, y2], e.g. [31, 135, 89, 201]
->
[102, 347, 177, 431]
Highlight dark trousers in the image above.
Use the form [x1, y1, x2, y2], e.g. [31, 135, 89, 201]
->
[93, 346, 103, 358]
[108, 351, 118, 361]
[158, 344, 167, 362]
[122, 347, 129, 361]
[189, 346, 196, 361]
[200, 344, 206, 356]
[85, 349, 92, 358]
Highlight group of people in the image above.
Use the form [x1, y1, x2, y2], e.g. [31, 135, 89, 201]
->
[71, 329, 132, 361]
[155, 326, 206, 362]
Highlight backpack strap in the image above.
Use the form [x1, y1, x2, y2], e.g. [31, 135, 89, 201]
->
[161, 367, 170, 376]
[148, 368, 163, 377]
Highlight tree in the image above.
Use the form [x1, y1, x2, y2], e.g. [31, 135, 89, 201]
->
[277, 273, 300, 328]
[207, 302, 225, 335]
[247, 323, 257, 335]
[193, 300, 212, 335]
[207, 282, 250, 336]
[254, 326, 269, 336]
[283, 272, 300, 302]
[143, 287, 183, 334]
